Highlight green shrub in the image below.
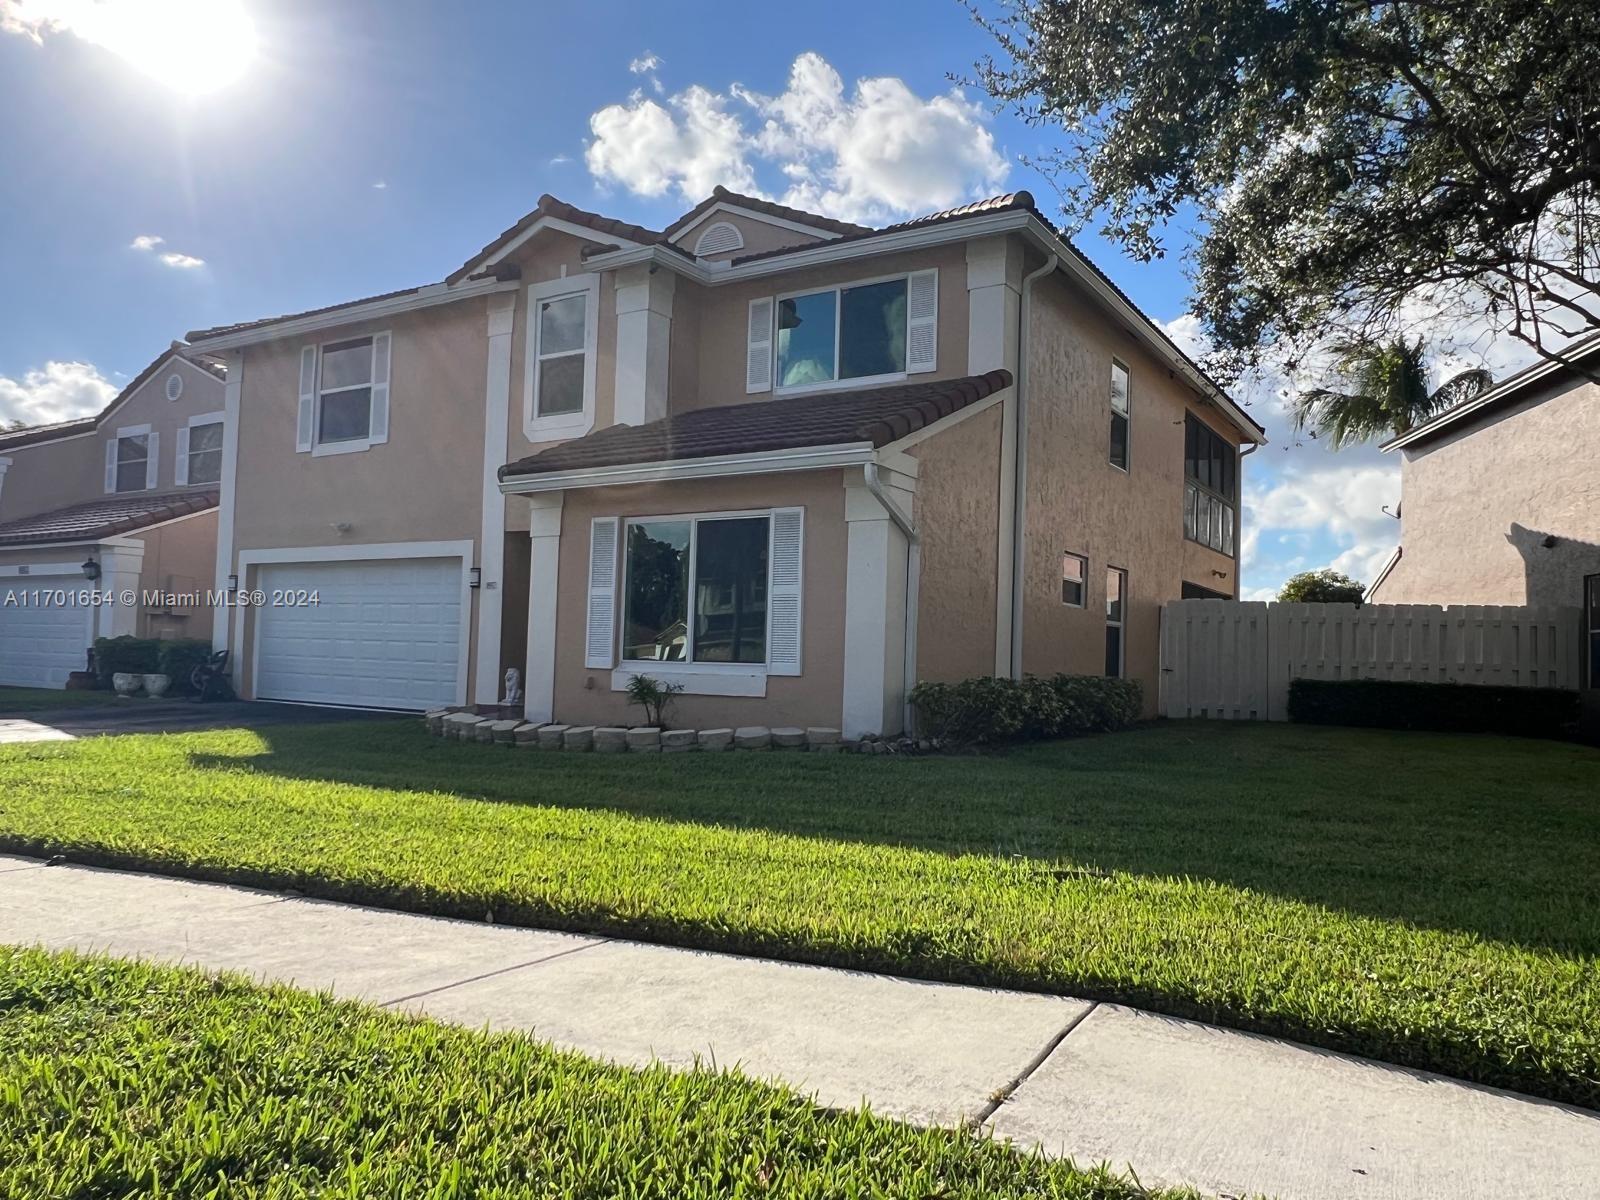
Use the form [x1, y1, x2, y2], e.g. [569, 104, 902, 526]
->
[1287, 677, 1580, 740]
[91, 636, 160, 685]
[910, 673, 1143, 745]
[157, 640, 214, 695]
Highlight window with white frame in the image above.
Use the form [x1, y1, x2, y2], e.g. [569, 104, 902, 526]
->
[298, 334, 390, 455]
[106, 427, 154, 494]
[1183, 412, 1237, 556]
[623, 516, 771, 665]
[1109, 358, 1131, 470]
[526, 276, 598, 439]
[1105, 566, 1127, 678]
[1061, 551, 1087, 607]
[184, 419, 223, 485]
[749, 269, 937, 394]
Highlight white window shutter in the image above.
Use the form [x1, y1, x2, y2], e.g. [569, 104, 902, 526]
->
[906, 269, 939, 374]
[369, 331, 391, 444]
[585, 517, 619, 669]
[104, 440, 118, 493]
[145, 431, 159, 490]
[767, 507, 804, 675]
[746, 297, 775, 394]
[297, 346, 317, 452]
[174, 426, 190, 486]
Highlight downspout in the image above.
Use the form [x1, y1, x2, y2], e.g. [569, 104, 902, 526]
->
[1008, 253, 1061, 678]
[863, 461, 920, 734]
[1235, 441, 1258, 596]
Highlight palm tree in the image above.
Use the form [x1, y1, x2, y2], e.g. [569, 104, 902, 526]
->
[1293, 338, 1493, 448]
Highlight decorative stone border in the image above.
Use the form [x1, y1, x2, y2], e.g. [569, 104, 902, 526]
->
[424, 706, 853, 753]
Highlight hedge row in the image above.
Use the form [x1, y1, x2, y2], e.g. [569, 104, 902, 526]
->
[92, 637, 212, 693]
[909, 673, 1143, 745]
[1287, 677, 1581, 740]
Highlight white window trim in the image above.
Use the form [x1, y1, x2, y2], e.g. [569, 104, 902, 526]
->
[182, 411, 226, 486]
[525, 273, 599, 443]
[1106, 566, 1128, 677]
[1109, 357, 1131, 474]
[614, 506, 778, 692]
[771, 270, 914, 397]
[1061, 550, 1088, 608]
[310, 333, 387, 457]
[110, 423, 153, 494]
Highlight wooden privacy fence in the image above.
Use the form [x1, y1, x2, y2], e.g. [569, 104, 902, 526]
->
[1158, 600, 1583, 721]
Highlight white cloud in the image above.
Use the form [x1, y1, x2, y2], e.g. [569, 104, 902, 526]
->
[372, 180, 387, 190]
[548, 153, 572, 166]
[158, 251, 204, 269]
[628, 52, 660, 75]
[129, 233, 163, 250]
[585, 52, 1009, 224]
[130, 234, 204, 269]
[0, 360, 116, 426]
[1242, 462, 1401, 593]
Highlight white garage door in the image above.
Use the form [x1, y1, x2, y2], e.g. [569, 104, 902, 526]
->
[254, 557, 463, 710]
[0, 577, 92, 688]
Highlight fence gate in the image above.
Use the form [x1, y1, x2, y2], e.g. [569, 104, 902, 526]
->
[1159, 599, 1582, 721]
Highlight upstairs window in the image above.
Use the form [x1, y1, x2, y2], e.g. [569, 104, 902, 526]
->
[526, 275, 598, 441]
[297, 333, 389, 456]
[535, 293, 587, 416]
[183, 419, 224, 485]
[1183, 413, 1238, 556]
[1109, 359, 1130, 470]
[749, 270, 938, 394]
[110, 430, 151, 493]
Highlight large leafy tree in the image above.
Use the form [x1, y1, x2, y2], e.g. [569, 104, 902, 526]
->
[1294, 337, 1492, 446]
[1278, 569, 1367, 603]
[972, 0, 1600, 378]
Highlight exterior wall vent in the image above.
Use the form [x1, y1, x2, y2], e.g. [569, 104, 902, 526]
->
[693, 221, 745, 257]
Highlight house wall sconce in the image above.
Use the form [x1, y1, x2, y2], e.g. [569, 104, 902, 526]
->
[468, 567, 482, 589]
[226, 573, 239, 592]
[81, 557, 100, 582]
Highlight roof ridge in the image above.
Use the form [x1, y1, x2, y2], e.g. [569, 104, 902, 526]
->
[662, 185, 874, 240]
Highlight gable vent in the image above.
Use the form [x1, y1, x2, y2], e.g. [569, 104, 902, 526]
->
[693, 221, 745, 257]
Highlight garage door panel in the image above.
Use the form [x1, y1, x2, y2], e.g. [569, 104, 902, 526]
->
[255, 557, 462, 710]
[0, 579, 92, 688]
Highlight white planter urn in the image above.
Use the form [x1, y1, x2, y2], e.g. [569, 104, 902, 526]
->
[142, 673, 172, 699]
[112, 672, 142, 697]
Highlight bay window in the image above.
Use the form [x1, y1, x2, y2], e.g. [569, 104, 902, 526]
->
[624, 515, 770, 665]
[1184, 413, 1237, 556]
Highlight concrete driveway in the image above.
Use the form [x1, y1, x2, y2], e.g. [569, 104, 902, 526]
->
[0, 699, 400, 743]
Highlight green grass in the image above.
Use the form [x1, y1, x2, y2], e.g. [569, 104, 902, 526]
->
[0, 720, 1597, 1107]
[0, 685, 125, 713]
[0, 946, 1171, 1199]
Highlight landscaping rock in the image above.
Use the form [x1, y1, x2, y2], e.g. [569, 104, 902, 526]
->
[512, 722, 543, 746]
[563, 726, 596, 752]
[444, 713, 484, 741]
[698, 728, 733, 752]
[537, 724, 570, 750]
[488, 719, 521, 745]
[771, 726, 806, 750]
[734, 726, 772, 751]
[661, 729, 697, 753]
[626, 727, 662, 753]
[805, 727, 841, 746]
[424, 709, 450, 735]
[474, 720, 498, 743]
[593, 727, 628, 753]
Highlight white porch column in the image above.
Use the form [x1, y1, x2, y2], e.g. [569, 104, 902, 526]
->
[841, 466, 915, 738]
[967, 236, 1023, 677]
[474, 292, 517, 703]
[613, 263, 675, 427]
[95, 541, 146, 640]
[210, 349, 242, 651]
[523, 491, 564, 723]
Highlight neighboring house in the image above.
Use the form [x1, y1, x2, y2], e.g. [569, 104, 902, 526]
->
[0, 346, 227, 686]
[1369, 334, 1599, 691]
[186, 187, 1264, 733]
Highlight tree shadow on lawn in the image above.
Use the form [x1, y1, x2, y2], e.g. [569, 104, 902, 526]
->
[183, 719, 1600, 956]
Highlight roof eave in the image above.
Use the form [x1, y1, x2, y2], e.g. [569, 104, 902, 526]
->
[498, 442, 880, 494]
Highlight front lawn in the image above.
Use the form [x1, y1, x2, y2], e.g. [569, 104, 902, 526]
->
[0, 947, 1165, 1198]
[0, 685, 123, 713]
[0, 720, 1596, 1107]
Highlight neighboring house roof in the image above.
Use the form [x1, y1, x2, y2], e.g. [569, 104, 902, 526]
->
[661, 185, 871, 241]
[0, 346, 224, 451]
[500, 370, 1013, 480]
[186, 284, 432, 343]
[446, 194, 668, 286]
[0, 489, 219, 546]
[728, 192, 1039, 267]
[1383, 332, 1600, 452]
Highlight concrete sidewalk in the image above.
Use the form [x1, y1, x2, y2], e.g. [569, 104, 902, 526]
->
[2, 855, 1596, 1199]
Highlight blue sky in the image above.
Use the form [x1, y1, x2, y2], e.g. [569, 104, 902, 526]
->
[2, 0, 1506, 596]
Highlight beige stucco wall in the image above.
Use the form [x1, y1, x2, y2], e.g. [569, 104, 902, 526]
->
[0, 356, 224, 523]
[909, 402, 1002, 683]
[683, 243, 972, 413]
[675, 211, 828, 262]
[1374, 376, 1600, 609]
[547, 470, 848, 730]
[134, 510, 218, 640]
[1018, 273, 1243, 712]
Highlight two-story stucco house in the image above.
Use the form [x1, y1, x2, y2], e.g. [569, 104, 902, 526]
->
[186, 188, 1263, 734]
[1369, 333, 1599, 692]
[0, 347, 227, 687]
